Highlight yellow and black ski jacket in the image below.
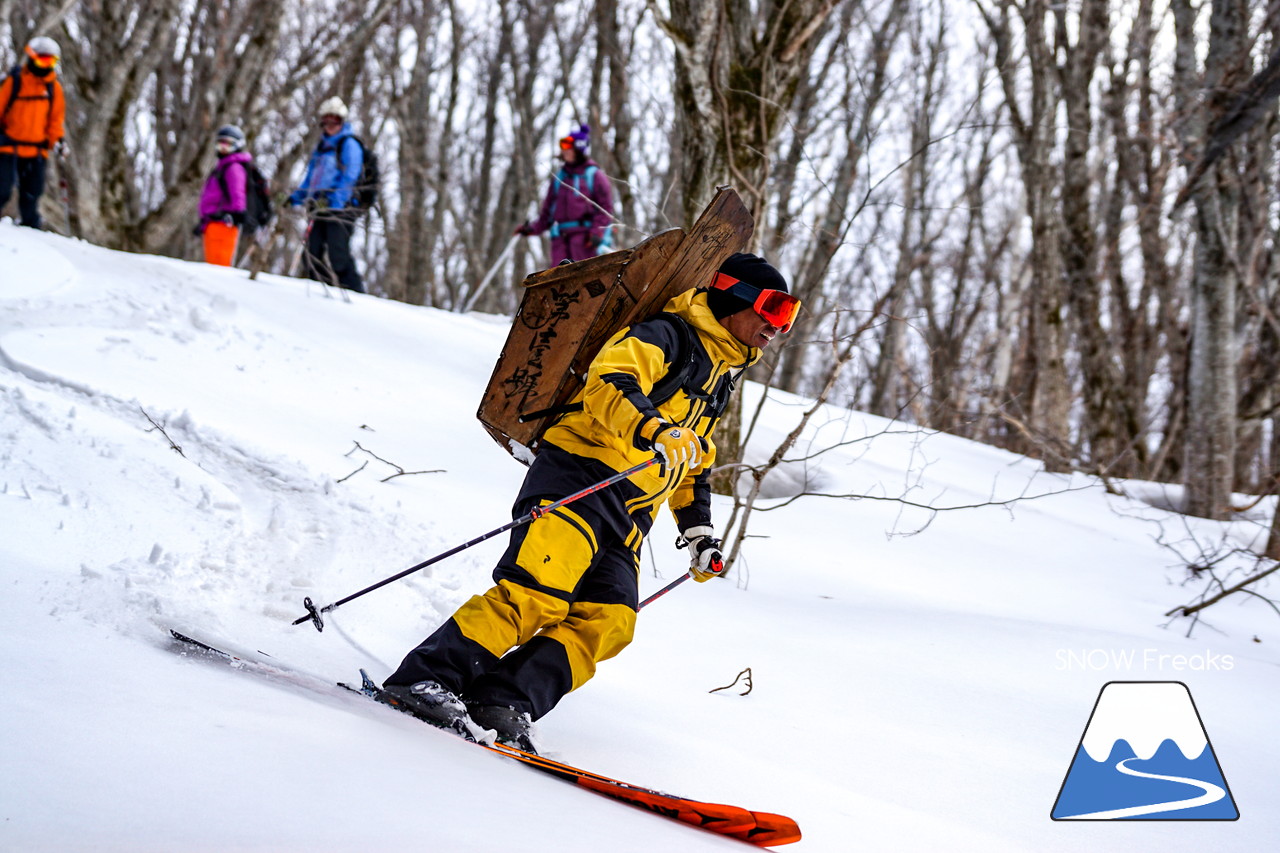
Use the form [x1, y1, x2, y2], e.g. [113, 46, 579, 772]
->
[540, 288, 761, 531]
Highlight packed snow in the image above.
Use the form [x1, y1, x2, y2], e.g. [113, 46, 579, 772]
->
[1, 223, 1276, 851]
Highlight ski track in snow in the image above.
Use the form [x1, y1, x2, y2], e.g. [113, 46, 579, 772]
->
[1056, 757, 1227, 820]
[1, 231, 480, 660]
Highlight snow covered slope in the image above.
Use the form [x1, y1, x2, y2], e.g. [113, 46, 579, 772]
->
[1, 223, 1275, 851]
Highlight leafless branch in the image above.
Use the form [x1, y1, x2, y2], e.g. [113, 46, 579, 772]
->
[341, 441, 444, 483]
[1165, 558, 1280, 620]
[336, 460, 368, 484]
[709, 667, 752, 696]
[1128, 507, 1280, 635]
[761, 481, 1093, 515]
[140, 408, 185, 457]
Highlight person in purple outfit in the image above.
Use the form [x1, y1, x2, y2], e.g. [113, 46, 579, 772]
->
[195, 125, 251, 266]
[515, 124, 615, 266]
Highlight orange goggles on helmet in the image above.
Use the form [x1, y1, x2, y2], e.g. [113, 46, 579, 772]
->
[711, 272, 801, 332]
[26, 47, 59, 68]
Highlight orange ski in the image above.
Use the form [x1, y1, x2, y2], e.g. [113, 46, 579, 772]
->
[482, 739, 800, 845]
[368, 671, 801, 846]
[170, 631, 801, 847]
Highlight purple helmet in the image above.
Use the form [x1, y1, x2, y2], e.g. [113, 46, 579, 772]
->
[560, 123, 590, 158]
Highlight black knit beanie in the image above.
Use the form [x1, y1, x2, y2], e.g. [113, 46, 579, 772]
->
[705, 252, 789, 319]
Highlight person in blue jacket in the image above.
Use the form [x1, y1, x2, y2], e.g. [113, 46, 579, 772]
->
[287, 97, 365, 293]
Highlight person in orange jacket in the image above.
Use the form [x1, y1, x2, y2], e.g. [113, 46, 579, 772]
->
[0, 36, 66, 229]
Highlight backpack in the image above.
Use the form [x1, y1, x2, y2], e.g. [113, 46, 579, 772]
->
[1, 64, 55, 144]
[547, 165, 613, 252]
[477, 187, 754, 461]
[217, 161, 274, 235]
[515, 313, 698, 425]
[336, 135, 380, 209]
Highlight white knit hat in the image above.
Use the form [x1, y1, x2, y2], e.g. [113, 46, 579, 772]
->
[317, 97, 348, 119]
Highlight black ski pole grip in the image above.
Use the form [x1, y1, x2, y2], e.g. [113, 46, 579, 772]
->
[292, 596, 325, 632]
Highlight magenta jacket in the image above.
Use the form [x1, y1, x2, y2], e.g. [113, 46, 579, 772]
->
[199, 151, 252, 221]
[527, 159, 614, 244]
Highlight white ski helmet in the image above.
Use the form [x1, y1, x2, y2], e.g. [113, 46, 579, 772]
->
[317, 97, 348, 120]
[26, 36, 61, 60]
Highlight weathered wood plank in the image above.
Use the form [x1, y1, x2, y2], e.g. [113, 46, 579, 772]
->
[477, 187, 754, 460]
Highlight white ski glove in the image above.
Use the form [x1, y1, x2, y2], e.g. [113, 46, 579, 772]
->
[680, 525, 725, 582]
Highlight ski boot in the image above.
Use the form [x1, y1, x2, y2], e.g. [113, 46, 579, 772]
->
[380, 680, 475, 738]
[469, 703, 538, 754]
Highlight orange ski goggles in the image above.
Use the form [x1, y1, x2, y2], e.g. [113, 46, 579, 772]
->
[711, 272, 801, 332]
[559, 137, 577, 151]
[26, 46, 58, 68]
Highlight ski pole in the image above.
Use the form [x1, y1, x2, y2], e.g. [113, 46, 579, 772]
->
[293, 456, 661, 631]
[638, 572, 692, 610]
[56, 144, 74, 237]
[462, 234, 519, 313]
[639, 508, 725, 609]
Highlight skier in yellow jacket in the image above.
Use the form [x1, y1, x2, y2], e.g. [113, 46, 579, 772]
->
[384, 252, 801, 751]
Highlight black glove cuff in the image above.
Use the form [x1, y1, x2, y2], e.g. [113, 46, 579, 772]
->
[673, 504, 711, 532]
[633, 417, 671, 452]
[692, 536, 722, 557]
[679, 525, 716, 549]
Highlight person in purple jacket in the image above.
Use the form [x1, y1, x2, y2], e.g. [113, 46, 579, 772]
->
[515, 124, 615, 266]
[196, 125, 251, 266]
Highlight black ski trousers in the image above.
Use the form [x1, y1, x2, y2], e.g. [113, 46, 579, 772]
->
[385, 446, 650, 720]
[0, 154, 48, 229]
[304, 207, 365, 293]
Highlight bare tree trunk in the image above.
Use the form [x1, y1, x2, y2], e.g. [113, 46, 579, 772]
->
[916, 14, 1003, 435]
[59, 0, 182, 248]
[869, 77, 925, 417]
[981, 0, 1071, 469]
[1098, 0, 1177, 479]
[49, 0, 393, 257]
[651, 0, 841, 227]
[592, 0, 636, 244]
[775, 0, 906, 395]
[650, 0, 842, 493]
[1174, 0, 1249, 519]
[383, 0, 446, 305]
[1056, 0, 1132, 471]
[426, 0, 464, 307]
[0, 1, 15, 46]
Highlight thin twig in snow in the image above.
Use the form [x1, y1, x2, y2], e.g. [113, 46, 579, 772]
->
[140, 408, 185, 457]
[342, 441, 444, 483]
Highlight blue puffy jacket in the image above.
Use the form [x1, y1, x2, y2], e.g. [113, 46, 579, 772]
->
[289, 122, 363, 209]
